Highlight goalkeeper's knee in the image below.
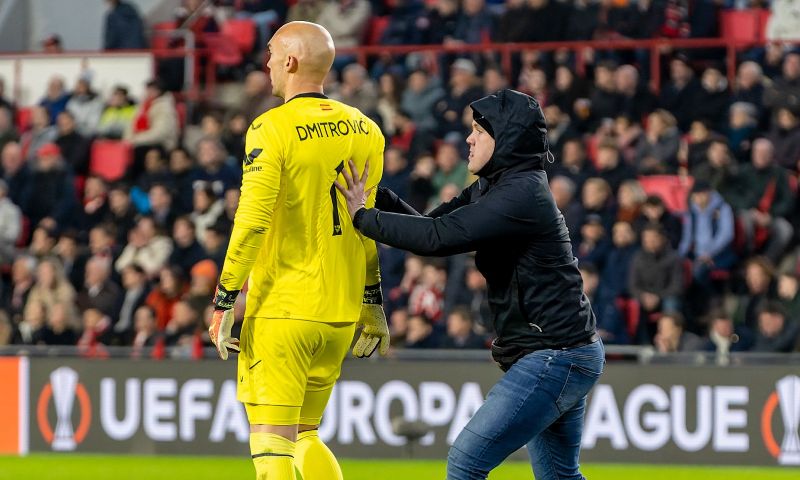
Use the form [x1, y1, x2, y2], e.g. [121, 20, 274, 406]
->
[295, 429, 343, 480]
[250, 432, 297, 480]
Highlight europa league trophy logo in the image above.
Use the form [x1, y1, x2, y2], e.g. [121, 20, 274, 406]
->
[777, 375, 800, 465]
[50, 367, 79, 451]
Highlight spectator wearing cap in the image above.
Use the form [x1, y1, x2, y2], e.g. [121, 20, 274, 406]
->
[629, 223, 684, 341]
[0, 179, 20, 265]
[97, 86, 136, 140]
[679, 180, 736, 290]
[168, 216, 207, 276]
[763, 52, 800, 126]
[635, 109, 681, 175]
[76, 256, 121, 318]
[114, 215, 173, 277]
[401, 70, 445, 133]
[694, 66, 732, 132]
[20, 143, 76, 228]
[659, 55, 702, 132]
[634, 194, 682, 250]
[39, 76, 70, 125]
[737, 138, 794, 263]
[753, 301, 800, 353]
[124, 79, 179, 180]
[66, 74, 105, 136]
[103, 0, 146, 50]
[768, 106, 800, 170]
[185, 258, 218, 316]
[191, 183, 224, 249]
[581, 263, 629, 345]
[55, 110, 91, 176]
[434, 59, 484, 137]
[19, 106, 56, 162]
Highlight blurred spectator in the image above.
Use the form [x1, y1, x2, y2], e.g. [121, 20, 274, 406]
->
[96, 86, 136, 140]
[613, 114, 643, 164]
[599, 221, 639, 302]
[239, 71, 281, 124]
[54, 230, 87, 291]
[77, 307, 112, 348]
[203, 220, 230, 270]
[732, 62, 765, 119]
[654, 312, 704, 353]
[768, 106, 800, 169]
[432, 142, 469, 192]
[381, 147, 410, 200]
[552, 66, 588, 119]
[124, 79, 179, 179]
[679, 181, 736, 286]
[7, 255, 37, 322]
[316, 0, 371, 50]
[401, 70, 445, 133]
[39, 302, 78, 345]
[165, 300, 199, 346]
[380, 0, 424, 45]
[28, 224, 57, 259]
[616, 64, 656, 122]
[543, 103, 578, 158]
[575, 214, 612, 271]
[191, 183, 224, 248]
[419, 0, 460, 44]
[169, 216, 207, 276]
[496, 0, 531, 42]
[222, 187, 240, 224]
[390, 110, 435, 161]
[76, 256, 121, 318]
[753, 301, 799, 352]
[526, 0, 568, 42]
[137, 147, 171, 192]
[482, 66, 508, 96]
[634, 195, 682, 250]
[88, 223, 119, 262]
[388, 308, 409, 347]
[25, 257, 77, 318]
[195, 138, 240, 193]
[145, 266, 187, 330]
[105, 184, 137, 244]
[405, 314, 441, 348]
[694, 66, 731, 131]
[406, 153, 437, 213]
[148, 183, 177, 231]
[683, 119, 721, 172]
[55, 111, 91, 176]
[550, 139, 594, 190]
[114, 263, 149, 340]
[734, 257, 776, 329]
[221, 112, 247, 163]
[629, 223, 684, 339]
[441, 307, 485, 348]
[81, 176, 110, 230]
[616, 180, 645, 223]
[635, 109, 681, 174]
[590, 62, 621, 126]
[376, 73, 404, 136]
[660, 55, 702, 132]
[596, 141, 635, 194]
[0, 107, 17, 154]
[0, 179, 21, 265]
[737, 139, 794, 263]
[692, 139, 742, 206]
[778, 272, 800, 321]
[18, 299, 46, 344]
[175, 0, 219, 37]
[131, 305, 160, 350]
[435, 59, 483, 136]
[66, 75, 104, 136]
[20, 143, 76, 228]
[41, 34, 63, 54]
[169, 147, 198, 214]
[703, 310, 753, 356]
[103, 0, 146, 50]
[550, 175, 582, 236]
[763, 52, 800, 126]
[114, 216, 173, 277]
[186, 259, 218, 315]
[581, 263, 629, 345]
[287, 0, 324, 23]
[184, 113, 223, 157]
[39, 76, 70, 123]
[577, 177, 616, 235]
[20, 106, 57, 162]
[452, 0, 495, 45]
[409, 262, 446, 324]
[726, 103, 758, 162]
[235, 0, 287, 49]
[463, 259, 491, 332]
[330, 63, 378, 114]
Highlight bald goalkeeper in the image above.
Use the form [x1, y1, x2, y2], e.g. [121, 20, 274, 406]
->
[208, 22, 388, 480]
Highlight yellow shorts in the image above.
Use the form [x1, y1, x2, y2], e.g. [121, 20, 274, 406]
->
[237, 317, 356, 426]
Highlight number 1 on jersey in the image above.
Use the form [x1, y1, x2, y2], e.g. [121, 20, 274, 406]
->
[330, 161, 345, 236]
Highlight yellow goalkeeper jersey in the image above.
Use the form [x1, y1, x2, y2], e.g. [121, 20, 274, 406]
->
[219, 92, 384, 323]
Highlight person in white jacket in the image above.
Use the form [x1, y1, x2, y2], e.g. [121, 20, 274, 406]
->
[767, 0, 800, 41]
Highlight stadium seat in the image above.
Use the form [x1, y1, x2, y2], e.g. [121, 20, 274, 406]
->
[90, 140, 133, 182]
[221, 18, 257, 54]
[638, 175, 694, 213]
[616, 297, 640, 342]
[758, 9, 772, 42]
[151, 21, 178, 50]
[365, 16, 390, 46]
[202, 34, 243, 67]
[15, 107, 32, 132]
[719, 9, 762, 43]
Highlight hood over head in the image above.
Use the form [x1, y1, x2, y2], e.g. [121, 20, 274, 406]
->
[469, 89, 550, 179]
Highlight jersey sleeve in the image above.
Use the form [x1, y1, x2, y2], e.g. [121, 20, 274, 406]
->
[361, 129, 385, 289]
[219, 119, 283, 291]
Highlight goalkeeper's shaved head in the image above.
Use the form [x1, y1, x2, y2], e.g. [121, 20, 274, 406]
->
[266, 21, 335, 99]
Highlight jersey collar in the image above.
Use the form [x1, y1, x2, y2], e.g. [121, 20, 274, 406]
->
[286, 92, 329, 103]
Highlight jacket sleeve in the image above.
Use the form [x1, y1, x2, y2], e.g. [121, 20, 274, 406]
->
[354, 183, 537, 257]
[375, 186, 421, 216]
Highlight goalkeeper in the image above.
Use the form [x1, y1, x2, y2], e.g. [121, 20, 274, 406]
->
[209, 21, 387, 480]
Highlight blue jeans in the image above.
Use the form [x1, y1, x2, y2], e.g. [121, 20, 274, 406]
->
[447, 340, 605, 480]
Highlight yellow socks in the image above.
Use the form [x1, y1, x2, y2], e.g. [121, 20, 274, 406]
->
[294, 430, 343, 480]
[250, 432, 297, 480]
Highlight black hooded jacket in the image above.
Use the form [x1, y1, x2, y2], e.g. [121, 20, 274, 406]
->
[354, 90, 597, 364]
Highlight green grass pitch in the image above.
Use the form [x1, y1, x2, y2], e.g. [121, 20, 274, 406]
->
[0, 455, 797, 479]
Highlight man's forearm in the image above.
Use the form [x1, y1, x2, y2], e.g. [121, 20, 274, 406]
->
[219, 223, 267, 291]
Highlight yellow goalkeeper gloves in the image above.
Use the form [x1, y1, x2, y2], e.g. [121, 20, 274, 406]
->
[352, 284, 390, 358]
[209, 285, 240, 360]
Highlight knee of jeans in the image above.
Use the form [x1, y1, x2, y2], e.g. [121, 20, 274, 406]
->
[447, 431, 483, 476]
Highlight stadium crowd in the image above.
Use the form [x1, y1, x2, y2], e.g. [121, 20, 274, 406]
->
[0, 0, 799, 356]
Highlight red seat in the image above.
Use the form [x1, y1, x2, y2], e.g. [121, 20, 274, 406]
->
[365, 16, 390, 46]
[151, 21, 178, 50]
[758, 10, 772, 41]
[221, 18, 257, 54]
[90, 140, 133, 182]
[638, 175, 694, 213]
[15, 107, 33, 132]
[719, 10, 762, 43]
[203, 33, 243, 67]
[616, 298, 641, 341]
